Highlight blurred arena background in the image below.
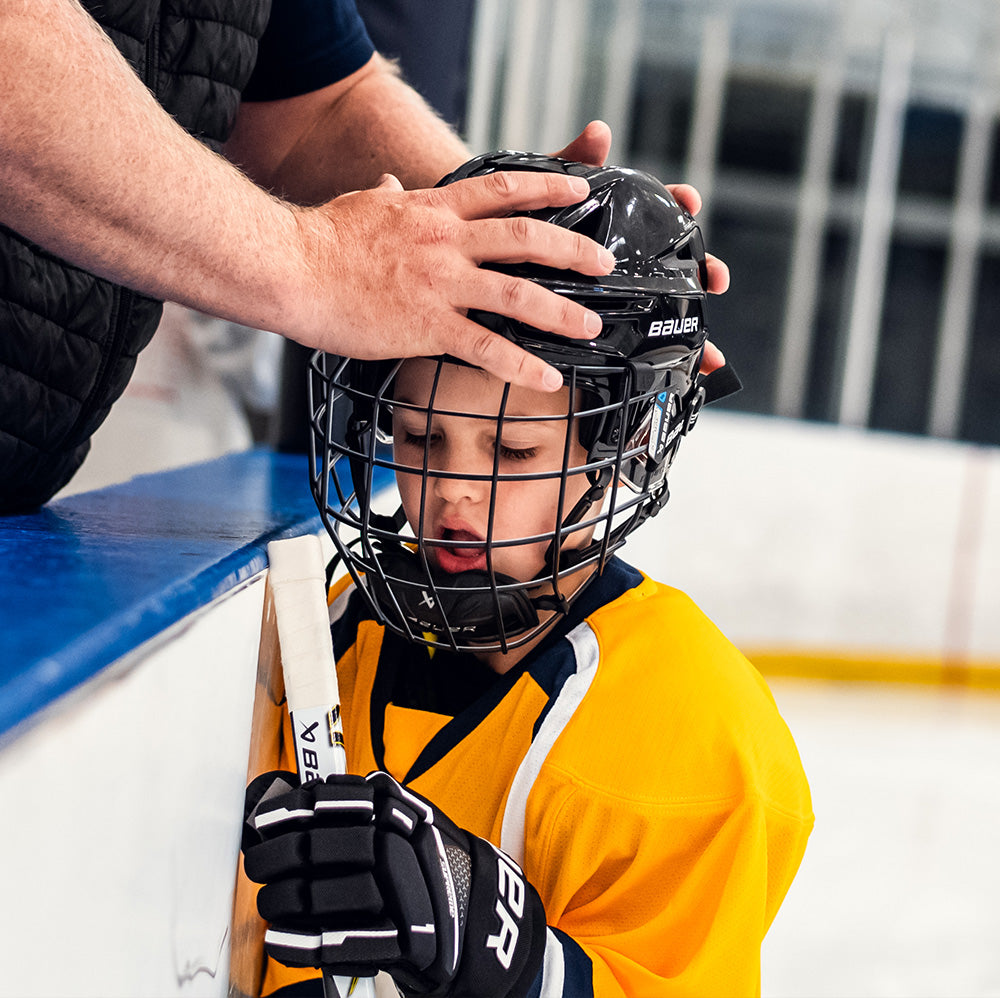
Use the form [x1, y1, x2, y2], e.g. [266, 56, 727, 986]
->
[2, 1, 998, 995]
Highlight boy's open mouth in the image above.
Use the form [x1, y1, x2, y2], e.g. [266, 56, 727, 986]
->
[434, 528, 487, 574]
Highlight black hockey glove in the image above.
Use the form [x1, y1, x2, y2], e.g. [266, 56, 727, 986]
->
[242, 770, 546, 998]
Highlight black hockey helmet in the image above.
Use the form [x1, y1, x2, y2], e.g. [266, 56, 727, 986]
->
[309, 152, 737, 654]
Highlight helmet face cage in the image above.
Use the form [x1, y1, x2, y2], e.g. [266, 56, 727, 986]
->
[309, 350, 702, 655]
[308, 153, 711, 654]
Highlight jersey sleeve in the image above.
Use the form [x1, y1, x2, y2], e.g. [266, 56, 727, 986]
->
[242, 0, 375, 101]
[523, 780, 812, 997]
[518, 581, 814, 996]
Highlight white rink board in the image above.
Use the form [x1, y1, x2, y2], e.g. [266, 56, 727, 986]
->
[645, 411, 1000, 666]
[0, 579, 264, 998]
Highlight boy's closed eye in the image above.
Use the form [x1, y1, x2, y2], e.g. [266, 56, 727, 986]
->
[398, 426, 539, 463]
[497, 442, 538, 462]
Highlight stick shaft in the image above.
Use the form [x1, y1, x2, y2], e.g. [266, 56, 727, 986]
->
[267, 536, 374, 998]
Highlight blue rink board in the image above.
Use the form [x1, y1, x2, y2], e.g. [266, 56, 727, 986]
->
[0, 450, 391, 743]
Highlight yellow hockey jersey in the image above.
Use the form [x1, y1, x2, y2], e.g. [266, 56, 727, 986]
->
[265, 557, 812, 997]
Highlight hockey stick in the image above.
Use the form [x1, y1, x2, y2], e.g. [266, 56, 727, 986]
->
[266, 534, 377, 998]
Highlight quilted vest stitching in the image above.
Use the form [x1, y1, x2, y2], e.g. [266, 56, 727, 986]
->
[0, 0, 271, 513]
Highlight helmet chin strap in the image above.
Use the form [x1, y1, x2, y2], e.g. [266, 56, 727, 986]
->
[366, 540, 542, 647]
[535, 468, 613, 601]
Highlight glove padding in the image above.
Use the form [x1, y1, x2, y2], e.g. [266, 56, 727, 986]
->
[242, 770, 546, 998]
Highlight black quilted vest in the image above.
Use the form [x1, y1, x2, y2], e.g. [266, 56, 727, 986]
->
[0, 0, 271, 513]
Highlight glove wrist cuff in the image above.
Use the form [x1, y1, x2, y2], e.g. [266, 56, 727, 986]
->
[446, 837, 546, 998]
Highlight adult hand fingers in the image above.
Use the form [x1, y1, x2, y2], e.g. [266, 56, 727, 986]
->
[662, 186, 730, 295]
[438, 169, 592, 220]
[550, 119, 612, 166]
[667, 182, 702, 216]
[434, 314, 566, 393]
[459, 265, 602, 341]
[700, 341, 726, 374]
[705, 253, 730, 294]
[469, 214, 614, 276]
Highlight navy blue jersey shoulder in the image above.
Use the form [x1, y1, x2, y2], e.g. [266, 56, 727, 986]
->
[524, 556, 642, 696]
[242, 0, 374, 101]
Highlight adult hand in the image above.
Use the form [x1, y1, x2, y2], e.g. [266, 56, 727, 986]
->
[553, 121, 730, 373]
[291, 170, 615, 393]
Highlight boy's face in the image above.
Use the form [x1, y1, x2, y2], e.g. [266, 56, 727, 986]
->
[392, 359, 594, 584]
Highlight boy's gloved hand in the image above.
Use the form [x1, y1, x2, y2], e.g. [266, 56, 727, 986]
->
[242, 771, 546, 998]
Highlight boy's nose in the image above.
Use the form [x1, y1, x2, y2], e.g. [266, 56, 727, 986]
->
[429, 449, 491, 505]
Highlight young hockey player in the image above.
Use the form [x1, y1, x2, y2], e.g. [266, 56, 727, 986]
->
[242, 154, 813, 997]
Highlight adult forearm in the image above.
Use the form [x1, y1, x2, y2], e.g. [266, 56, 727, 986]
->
[0, 1, 305, 332]
[1, 4, 613, 392]
[300, 54, 471, 192]
[224, 54, 470, 203]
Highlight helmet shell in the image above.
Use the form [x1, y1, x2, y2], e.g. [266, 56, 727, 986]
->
[443, 151, 708, 372]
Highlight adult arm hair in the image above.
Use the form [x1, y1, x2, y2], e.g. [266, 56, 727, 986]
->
[0, 0, 309, 336]
[224, 53, 471, 202]
[0, 3, 610, 387]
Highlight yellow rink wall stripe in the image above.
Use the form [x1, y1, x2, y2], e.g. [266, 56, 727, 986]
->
[745, 647, 1000, 692]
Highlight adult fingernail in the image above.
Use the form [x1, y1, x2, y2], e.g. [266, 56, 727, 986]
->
[585, 311, 603, 335]
[542, 367, 564, 391]
[599, 247, 616, 269]
[569, 177, 590, 197]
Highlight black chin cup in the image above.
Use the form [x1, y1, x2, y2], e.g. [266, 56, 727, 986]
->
[366, 545, 540, 645]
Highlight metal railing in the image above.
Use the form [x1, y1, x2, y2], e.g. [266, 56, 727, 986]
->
[465, 0, 1000, 444]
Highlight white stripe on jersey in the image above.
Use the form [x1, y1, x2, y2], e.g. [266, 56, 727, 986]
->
[539, 927, 567, 998]
[499, 622, 600, 864]
[328, 579, 356, 626]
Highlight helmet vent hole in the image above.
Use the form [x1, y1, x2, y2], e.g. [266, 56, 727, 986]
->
[571, 207, 607, 246]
